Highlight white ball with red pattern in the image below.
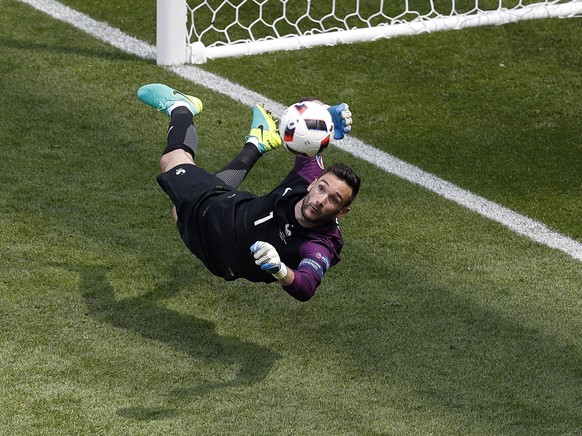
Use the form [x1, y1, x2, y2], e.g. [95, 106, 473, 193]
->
[279, 101, 334, 157]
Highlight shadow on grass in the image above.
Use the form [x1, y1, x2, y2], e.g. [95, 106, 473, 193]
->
[0, 36, 146, 62]
[62, 263, 280, 421]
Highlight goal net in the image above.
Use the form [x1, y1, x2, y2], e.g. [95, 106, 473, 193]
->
[156, 0, 582, 64]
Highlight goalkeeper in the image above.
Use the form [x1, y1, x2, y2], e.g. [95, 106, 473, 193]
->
[137, 84, 360, 302]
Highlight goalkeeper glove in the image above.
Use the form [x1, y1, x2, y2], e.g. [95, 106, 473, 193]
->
[250, 241, 288, 280]
[326, 103, 352, 140]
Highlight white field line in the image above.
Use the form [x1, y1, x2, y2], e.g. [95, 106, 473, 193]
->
[17, 0, 582, 262]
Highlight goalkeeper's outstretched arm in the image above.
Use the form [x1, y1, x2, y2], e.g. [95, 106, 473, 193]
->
[251, 241, 324, 302]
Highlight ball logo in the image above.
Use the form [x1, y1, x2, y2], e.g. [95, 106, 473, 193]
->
[293, 103, 308, 114]
[284, 120, 297, 143]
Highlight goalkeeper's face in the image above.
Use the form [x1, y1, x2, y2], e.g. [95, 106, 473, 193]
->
[299, 173, 352, 225]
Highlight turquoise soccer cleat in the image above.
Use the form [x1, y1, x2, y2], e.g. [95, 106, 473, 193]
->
[246, 104, 282, 154]
[137, 83, 203, 117]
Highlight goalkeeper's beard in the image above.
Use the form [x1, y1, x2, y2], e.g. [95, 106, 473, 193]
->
[299, 197, 330, 225]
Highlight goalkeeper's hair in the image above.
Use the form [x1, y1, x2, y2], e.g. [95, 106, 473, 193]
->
[324, 163, 361, 207]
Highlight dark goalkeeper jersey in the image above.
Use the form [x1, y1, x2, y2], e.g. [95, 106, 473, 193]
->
[158, 154, 344, 301]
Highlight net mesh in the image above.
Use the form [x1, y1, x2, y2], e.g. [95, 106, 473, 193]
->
[187, 0, 580, 48]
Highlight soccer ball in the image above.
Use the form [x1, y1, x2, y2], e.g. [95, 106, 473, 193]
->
[279, 101, 334, 157]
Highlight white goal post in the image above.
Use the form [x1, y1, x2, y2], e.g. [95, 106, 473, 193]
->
[156, 0, 582, 65]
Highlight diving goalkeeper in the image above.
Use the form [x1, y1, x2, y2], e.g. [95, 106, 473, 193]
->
[137, 84, 360, 302]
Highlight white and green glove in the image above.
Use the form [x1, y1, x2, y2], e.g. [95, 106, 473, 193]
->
[250, 241, 288, 280]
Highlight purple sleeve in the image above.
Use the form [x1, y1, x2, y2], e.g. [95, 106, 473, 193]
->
[293, 155, 325, 184]
[282, 267, 320, 302]
[282, 241, 335, 302]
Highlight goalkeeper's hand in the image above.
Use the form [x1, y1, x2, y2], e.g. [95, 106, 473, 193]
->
[250, 241, 288, 280]
[326, 103, 352, 140]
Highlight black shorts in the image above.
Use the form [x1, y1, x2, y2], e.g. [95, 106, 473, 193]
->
[156, 164, 233, 264]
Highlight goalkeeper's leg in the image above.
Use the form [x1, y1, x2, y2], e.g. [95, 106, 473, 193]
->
[159, 106, 200, 172]
[214, 140, 262, 188]
[136, 83, 202, 171]
[214, 104, 280, 188]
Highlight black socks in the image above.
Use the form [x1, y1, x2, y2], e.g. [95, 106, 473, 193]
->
[163, 106, 199, 158]
[215, 143, 262, 188]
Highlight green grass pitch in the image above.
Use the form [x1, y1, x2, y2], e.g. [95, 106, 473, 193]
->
[1, 0, 581, 434]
